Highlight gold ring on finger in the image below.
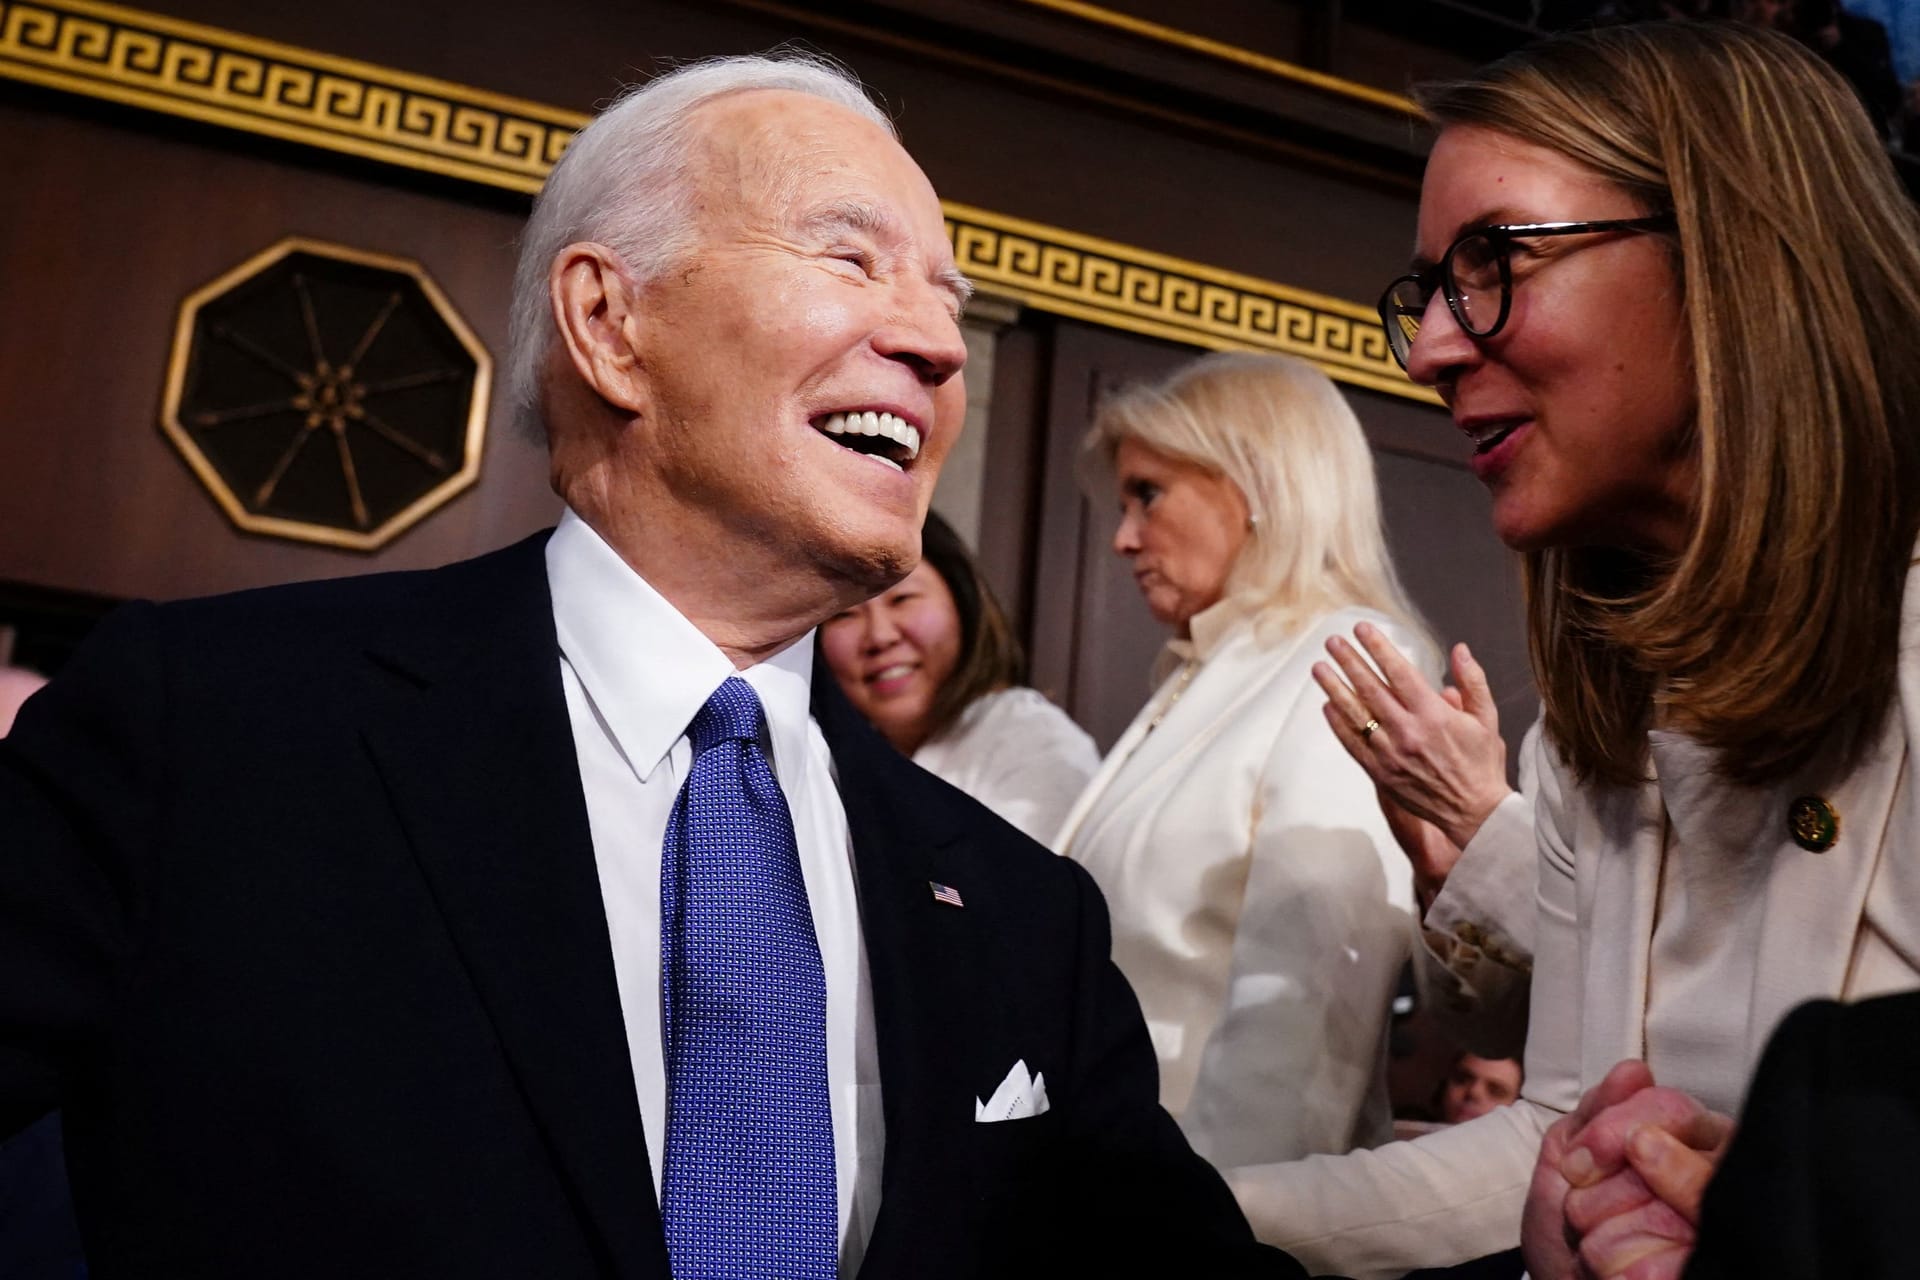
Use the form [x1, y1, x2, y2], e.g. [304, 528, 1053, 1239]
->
[1360, 718, 1381, 741]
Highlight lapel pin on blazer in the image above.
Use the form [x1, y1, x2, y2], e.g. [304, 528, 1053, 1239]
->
[929, 881, 964, 907]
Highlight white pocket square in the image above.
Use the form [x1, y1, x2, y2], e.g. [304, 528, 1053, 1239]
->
[974, 1058, 1049, 1122]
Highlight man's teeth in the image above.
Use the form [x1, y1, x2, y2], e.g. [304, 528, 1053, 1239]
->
[817, 410, 922, 459]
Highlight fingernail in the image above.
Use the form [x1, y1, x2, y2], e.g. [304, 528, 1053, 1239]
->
[1561, 1147, 1597, 1186]
[1628, 1125, 1662, 1164]
[1356, 622, 1376, 639]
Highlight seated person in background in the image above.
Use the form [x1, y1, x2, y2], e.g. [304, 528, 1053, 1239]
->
[819, 510, 1098, 842]
[1440, 1053, 1524, 1126]
[1056, 350, 1437, 1170]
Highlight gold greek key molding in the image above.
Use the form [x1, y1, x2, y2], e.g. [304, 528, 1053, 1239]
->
[0, 0, 583, 190]
[0, 0, 1433, 402]
[948, 204, 1427, 400]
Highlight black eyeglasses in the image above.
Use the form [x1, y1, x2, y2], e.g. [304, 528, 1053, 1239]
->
[1377, 215, 1677, 371]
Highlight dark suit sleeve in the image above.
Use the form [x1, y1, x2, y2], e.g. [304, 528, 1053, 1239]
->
[1686, 992, 1920, 1280]
[1054, 857, 1315, 1279]
[0, 604, 160, 1136]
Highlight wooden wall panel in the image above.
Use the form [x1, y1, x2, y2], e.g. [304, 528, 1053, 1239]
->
[0, 1, 1534, 748]
[0, 94, 560, 603]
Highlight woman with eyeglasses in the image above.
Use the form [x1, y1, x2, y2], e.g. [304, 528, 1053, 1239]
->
[1227, 21, 1920, 1280]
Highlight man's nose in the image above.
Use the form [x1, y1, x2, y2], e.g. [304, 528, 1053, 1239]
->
[1404, 289, 1477, 387]
[876, 287, 968, 386]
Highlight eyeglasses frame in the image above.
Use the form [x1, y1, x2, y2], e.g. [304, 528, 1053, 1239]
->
[1377, 214, 1678, 371]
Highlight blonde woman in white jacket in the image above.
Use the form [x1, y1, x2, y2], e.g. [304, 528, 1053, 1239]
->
[1056, 351, 1436, 1170]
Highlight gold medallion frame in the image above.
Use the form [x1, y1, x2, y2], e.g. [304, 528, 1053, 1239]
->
[159, 235, 492, 551]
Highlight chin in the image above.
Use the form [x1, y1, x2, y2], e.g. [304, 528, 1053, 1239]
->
[1143, 597, 1186, 629]
[1489, 504, 1554, 554]
[817, 531, 919, 603]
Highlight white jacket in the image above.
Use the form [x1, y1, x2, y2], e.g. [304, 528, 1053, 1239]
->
[1230, 560, 1920, 1279]
[1057, 599, 1431, 1168]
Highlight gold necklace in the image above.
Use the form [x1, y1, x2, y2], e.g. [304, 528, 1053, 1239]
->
[1144, 659, 1199, 735]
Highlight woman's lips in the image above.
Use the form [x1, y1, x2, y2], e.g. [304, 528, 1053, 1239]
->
[865, 662, 919, 697]
[1467, 420, 1532, 483]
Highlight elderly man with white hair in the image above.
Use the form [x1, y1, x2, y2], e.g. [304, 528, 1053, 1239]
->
[0, 55, 1309, 1280]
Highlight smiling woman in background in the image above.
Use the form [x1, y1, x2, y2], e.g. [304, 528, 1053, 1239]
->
[1055, 351, 1436, 1170]
[819, 510, 1099, 842]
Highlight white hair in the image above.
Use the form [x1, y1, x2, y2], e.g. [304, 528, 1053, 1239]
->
[505, 52, 895, 440]
[1085, 351, 1430, 644]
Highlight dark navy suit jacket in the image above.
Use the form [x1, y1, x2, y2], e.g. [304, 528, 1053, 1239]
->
[1687, 991, 1920, 1280]
[0, 533, 1305, 1279]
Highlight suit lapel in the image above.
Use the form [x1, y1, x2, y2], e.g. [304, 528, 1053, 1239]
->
[359, 536, 667, 1279]
[813, 679, 979, 1275]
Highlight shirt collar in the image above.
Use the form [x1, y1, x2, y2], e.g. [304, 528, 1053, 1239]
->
[546, 508, 819, 783]
[1166, 590, 1260, 665]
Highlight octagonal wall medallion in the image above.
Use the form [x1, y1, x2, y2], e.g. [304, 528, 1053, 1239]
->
[160, 237, 492, 552]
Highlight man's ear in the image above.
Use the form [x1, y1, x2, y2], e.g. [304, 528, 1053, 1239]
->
[549, 243, 648, 415]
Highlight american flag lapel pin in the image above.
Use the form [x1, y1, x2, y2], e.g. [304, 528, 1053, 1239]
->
[929, 881, 965, 908]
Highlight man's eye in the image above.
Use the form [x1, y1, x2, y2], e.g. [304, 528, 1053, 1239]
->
[830, 248, 876, 275]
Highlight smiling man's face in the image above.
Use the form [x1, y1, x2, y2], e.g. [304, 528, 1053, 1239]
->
[619, 89, 969, 599]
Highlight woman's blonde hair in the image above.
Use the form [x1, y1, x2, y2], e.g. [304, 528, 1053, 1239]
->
[1085, 351, 1426, 641]
[1420, 21, 1920, 787]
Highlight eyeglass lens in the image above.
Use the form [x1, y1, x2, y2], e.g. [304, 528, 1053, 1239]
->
[1382, 231, 1507, 367]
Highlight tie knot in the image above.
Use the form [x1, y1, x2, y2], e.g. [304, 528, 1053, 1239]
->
[686, 676, 768, 755]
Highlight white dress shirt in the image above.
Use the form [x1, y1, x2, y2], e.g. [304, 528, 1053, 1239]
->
[545, 510, 883, 1275]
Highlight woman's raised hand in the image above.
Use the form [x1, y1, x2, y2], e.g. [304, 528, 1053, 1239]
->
[1313, 624, 1512, 854]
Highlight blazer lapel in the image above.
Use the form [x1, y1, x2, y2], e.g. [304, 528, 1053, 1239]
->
[358, 537, 667, 1278]
[1576, 776, 1666, 1083]
[1744, 553, 1920, 1047]
[1061, 624, 1316, 859]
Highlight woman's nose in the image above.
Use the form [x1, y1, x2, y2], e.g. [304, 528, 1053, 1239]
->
[1112, 511, 1141, 557]
[1404, 289, 1477, 387]
[864, 609, 901, 649]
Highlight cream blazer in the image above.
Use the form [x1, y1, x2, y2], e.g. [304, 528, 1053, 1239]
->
[1229, 561, 1920, 1280]
[1055, 601, 1430, 1170]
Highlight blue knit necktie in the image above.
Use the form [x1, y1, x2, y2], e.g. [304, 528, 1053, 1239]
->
[660, 676, 837, 1280]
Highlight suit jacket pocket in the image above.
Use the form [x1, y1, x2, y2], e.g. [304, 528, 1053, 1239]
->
[966, 1110, 1063, 1275]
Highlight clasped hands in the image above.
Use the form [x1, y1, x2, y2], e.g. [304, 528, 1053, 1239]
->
[1523, 1059, 1734, 1280]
